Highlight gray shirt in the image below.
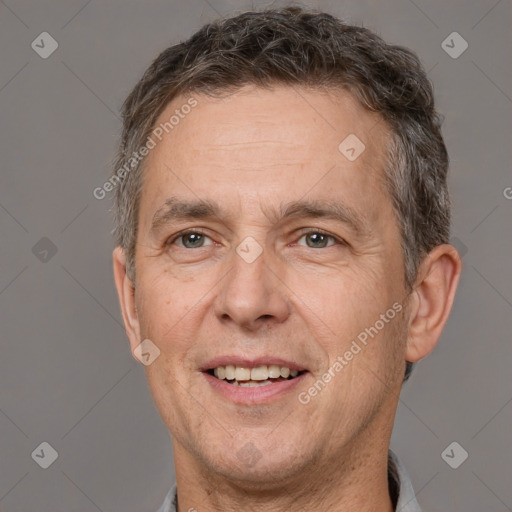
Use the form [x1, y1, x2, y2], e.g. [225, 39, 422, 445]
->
[155, 450, 421, 512]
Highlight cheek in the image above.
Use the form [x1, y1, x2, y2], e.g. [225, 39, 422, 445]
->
[293, 268, 391, 339]
[296, 268, 404, 392]
[137, 267, 203, 331]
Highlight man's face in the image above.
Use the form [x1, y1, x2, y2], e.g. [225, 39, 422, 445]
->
[128, 85, 410, 483]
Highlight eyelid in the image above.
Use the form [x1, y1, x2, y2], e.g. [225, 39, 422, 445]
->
[294, 228, 347, 246]
[166, 228, 213, 247]
[165, 227, 348, 248]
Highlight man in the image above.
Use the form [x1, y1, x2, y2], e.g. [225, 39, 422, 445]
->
[112, 7, 461, 511]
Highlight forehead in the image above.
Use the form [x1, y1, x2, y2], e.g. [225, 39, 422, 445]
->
[140, 85, 392, 222]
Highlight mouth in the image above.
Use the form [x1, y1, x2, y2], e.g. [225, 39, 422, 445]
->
[205, 364, 307, 387]
[201, 359, 309, 404]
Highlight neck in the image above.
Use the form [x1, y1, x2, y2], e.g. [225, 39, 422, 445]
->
[172, 422, 395, 512]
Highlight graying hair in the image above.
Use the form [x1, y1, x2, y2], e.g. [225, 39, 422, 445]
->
[112, 6, 451, 381]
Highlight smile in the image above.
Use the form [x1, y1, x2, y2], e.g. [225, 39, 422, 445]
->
[202, 359, 309, 404]
[207, 364, 304, 387]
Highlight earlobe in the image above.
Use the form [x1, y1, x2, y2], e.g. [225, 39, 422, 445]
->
[113, 247, 141, 353]
[405, 244, 462, 363]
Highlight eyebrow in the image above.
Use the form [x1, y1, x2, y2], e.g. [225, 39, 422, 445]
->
[150, 196, 369, 236]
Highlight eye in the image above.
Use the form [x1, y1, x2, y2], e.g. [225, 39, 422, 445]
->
[169, 230, 213, 249]
[296, 230, 340, 249]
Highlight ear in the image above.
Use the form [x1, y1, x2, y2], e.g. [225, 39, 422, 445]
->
[113, 247, 141, 354]
[405, 244, 462, 363]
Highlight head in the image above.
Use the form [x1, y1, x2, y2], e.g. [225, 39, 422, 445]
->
[112, 7, 461, 488]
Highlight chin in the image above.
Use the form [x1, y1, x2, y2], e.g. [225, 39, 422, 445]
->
[212, 458, 304, 488]
[198, 435, 313, 487]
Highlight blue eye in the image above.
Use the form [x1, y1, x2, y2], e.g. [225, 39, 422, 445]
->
[167, 229, 343, 251]
[297, 231, 338, 248]
[172, 231, 213, 249]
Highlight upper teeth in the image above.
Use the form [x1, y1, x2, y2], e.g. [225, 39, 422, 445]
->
[213, 365, 299, 381]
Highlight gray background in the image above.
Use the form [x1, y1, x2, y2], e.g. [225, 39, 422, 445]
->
[0, 0, 510, 511]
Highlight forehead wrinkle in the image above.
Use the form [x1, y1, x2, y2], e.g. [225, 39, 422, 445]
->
[203, 140, 298, 149]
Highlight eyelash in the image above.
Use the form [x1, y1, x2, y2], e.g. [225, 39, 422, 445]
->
[167, 228, 210, 248]
[166, 228, 346, 249]
[294, 228, 346, 249]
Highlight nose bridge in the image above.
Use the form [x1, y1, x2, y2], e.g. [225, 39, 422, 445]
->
[215, 237, 290, 329]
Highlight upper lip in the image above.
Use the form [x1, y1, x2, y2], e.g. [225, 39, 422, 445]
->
[200, 356, 307, 372]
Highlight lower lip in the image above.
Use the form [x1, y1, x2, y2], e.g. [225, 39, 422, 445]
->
[203, 372, 307, 405]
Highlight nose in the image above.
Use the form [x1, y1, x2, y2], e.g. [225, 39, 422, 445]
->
[214, 244, 291, 331]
